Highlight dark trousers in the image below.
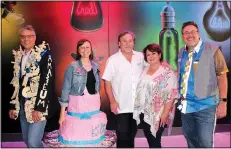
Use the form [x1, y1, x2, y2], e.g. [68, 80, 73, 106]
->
[140, 113, 165, 148]
[116, 113, 137, 148]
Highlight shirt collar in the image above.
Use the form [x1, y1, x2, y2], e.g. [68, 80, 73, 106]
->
[22, 49, 32, 56]
[185, 39, 202, 53]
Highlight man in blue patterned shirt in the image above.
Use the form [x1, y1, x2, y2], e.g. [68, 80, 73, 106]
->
[177, 21, 229, 148]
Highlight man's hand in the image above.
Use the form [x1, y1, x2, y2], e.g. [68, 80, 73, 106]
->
[32, 110, 42, 122]
[216, 101, 227, 119]
[110, 101, 119, 115]
[9, 110, 17, 119]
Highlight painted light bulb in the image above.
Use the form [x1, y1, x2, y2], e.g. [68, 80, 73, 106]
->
[70, 2, 103, 32]
[203, 1, 230, 42]
[159, 2, 179, 71]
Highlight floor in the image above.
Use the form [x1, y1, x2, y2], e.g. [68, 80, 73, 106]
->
[1, 131, 230, 148]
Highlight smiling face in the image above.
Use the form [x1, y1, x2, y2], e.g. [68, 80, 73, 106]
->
[78, 41, 92, 59]
[182, 25, 200, 50]
[118, 33, 135, 53]
[19, 29, 36, 51]
[146, 49, 161, 65]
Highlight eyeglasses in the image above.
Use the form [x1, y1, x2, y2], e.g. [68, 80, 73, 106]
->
[182, 30, 198, 36]
[20, 35, 35, 39]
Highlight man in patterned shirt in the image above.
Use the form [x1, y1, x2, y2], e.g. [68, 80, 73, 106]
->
[9, 25, 59, 147]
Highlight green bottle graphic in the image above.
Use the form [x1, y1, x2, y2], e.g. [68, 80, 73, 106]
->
[159, 2, 179, 71]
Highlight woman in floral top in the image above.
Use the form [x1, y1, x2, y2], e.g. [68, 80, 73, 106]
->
[133, 43, 179, 148]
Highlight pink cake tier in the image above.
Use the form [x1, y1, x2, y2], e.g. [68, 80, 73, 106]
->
[59, 111, 107, 146]
[58, 93, 107, 146]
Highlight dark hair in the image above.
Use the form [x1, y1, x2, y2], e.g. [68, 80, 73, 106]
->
[76, 39, 93, 60]
[117, 30, 136, 43]
[143, 43, 163, 62]
[181, 21, 199, 33]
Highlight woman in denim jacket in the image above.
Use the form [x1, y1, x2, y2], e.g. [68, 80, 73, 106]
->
[57, 39, 107, 147]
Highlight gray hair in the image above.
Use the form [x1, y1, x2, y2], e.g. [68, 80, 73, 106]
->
[18, 25, 36, 35]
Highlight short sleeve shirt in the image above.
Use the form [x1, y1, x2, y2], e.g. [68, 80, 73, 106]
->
[102, 50, 145, 113]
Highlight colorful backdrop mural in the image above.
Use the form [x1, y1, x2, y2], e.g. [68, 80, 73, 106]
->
[2, 1, 230, 133]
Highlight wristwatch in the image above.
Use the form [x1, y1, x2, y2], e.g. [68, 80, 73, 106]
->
[219, 98, 228, 102]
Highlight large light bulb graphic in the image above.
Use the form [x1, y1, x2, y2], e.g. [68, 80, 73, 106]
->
[203, 1, 230, 42]
[70, 2, 103, 32]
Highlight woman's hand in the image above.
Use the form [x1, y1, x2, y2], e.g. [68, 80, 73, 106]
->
[159, 100, 174, 127]
[59, 113, 65, 127]
[59, 107, 66, 127]
[159, 111, 169, 127]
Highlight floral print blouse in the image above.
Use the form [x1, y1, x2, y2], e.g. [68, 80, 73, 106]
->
[133, 63, 179, 137]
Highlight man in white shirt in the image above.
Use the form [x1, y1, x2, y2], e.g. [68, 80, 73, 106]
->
[102, 31, 145, 147]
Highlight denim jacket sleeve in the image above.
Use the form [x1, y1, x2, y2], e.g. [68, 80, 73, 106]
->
[59, 64, 74, 107]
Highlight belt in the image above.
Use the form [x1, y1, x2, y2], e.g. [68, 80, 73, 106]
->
[179, 97, 186, 101]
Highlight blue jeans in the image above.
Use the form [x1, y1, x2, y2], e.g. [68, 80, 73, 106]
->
[181, 105, 216, 148]
[20, 103, 47, 147]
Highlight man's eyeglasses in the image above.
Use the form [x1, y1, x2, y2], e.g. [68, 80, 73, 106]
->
[20, 35, 35, 39]
[182, 30, 198, 36]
